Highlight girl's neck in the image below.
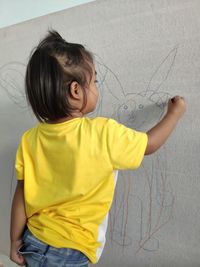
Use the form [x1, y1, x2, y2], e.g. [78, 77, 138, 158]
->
[47, 111, 84, 124]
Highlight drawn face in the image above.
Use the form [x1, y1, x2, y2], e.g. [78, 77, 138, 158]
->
[94, 47, 177, 131]
[117, 93, 166, 130]
[117, 98, 137, 125]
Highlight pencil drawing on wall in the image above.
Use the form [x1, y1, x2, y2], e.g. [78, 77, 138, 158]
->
[0, 46, 178, 255]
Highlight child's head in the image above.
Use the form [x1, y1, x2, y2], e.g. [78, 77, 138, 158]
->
[25, 30, 98, 122]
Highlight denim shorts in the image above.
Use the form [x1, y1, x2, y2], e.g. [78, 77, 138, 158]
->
[18, 229, 89, 267]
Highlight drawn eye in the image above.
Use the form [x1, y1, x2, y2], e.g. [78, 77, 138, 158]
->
[138, 104, 144, 110]
[123, 104, 128, 110]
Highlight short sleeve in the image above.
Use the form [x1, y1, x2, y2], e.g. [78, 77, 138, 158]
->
[15, 143, 24, 180]
[106, 119, 148, 170]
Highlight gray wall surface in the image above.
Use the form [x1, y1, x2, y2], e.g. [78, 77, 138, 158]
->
[0, 1, 199, 266]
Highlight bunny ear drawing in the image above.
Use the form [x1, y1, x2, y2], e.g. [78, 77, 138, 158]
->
[95, 55, 125, 101]
[92, 55, 126, 117]
[0, 62, 27, 108]
[90, 56, 109, 117]
[144, 46, 178, 100]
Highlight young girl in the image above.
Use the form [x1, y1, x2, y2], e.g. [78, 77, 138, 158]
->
[10, 30, 186, 267]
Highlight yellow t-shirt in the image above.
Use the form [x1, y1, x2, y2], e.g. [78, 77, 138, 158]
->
[15, 117, 147, 263]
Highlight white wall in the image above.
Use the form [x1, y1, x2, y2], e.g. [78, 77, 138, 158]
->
[0, 0, 94, 29]
[1, 0, 200, 266]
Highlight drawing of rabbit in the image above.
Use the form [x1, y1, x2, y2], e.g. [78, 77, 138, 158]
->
[93, 47, 177, 252]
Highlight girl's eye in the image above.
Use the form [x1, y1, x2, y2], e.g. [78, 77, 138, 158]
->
[95, 80, 98, 83]
[139, 104, 144, 109]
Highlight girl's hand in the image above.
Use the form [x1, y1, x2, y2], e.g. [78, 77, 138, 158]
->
[167, 95, 186, 119]
[10, 239, 25, 266]
[145, 95, 186, 155]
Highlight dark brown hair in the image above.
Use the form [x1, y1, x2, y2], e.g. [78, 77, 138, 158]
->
[25, 30, 94, 122]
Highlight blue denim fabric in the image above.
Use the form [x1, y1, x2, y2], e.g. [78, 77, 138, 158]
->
[18, 229, 89, 267]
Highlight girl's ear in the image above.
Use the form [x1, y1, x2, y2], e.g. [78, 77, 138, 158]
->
[69, 81, 82, 100]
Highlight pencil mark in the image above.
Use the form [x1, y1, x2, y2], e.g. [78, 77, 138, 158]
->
[109, 172, 133, 247]
[145, 46, 178, 94]
[1, 47, 178, 254]
[136, 152, 175, 253]
[0, 62, 27, 108]
[0, 62, 27, 204]
[94, 47, 178, 253]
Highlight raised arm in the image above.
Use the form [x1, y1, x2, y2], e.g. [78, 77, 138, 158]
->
[10, 180, 27, 266]
[145, 96, 186, 155]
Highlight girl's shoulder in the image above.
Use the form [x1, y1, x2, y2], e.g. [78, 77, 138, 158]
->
[19, 124, 41, 142]
[83, 117, 128, 136]
[84, 116, 119, 128]
[84, 116, 117, 124]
